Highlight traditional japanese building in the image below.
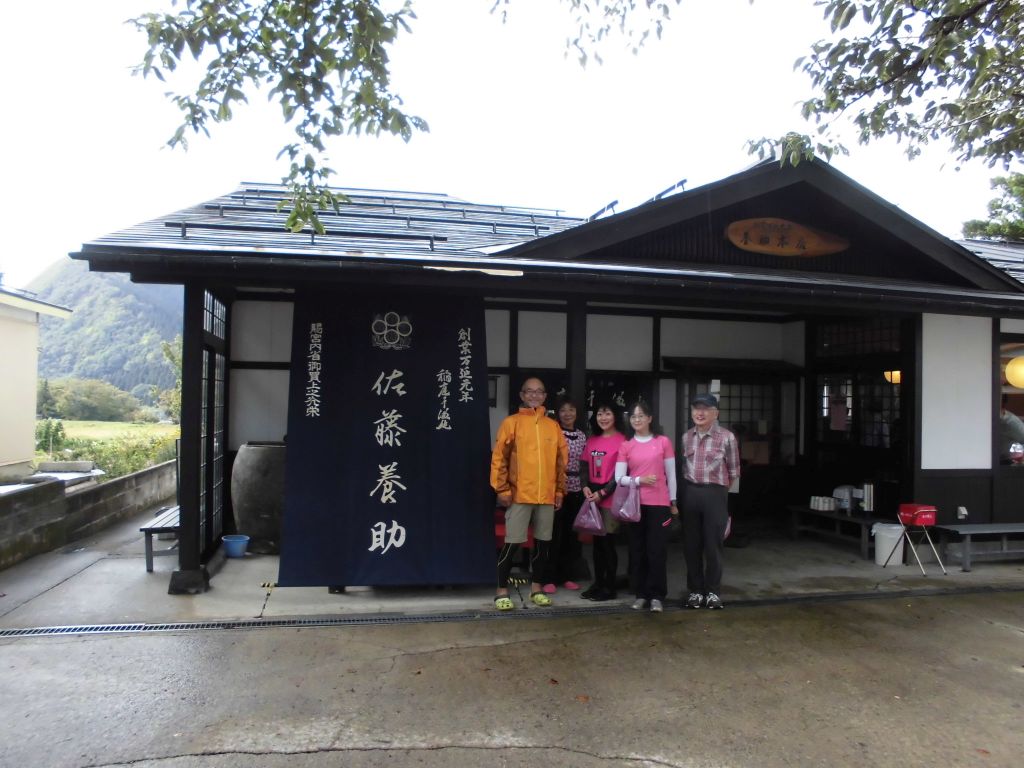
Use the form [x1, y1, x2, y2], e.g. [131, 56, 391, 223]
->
[73, 160, 1024, 592]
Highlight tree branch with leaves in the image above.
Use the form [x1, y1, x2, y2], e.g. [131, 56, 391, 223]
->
[963, 172, 1024, 240]
[133, 1, 700, 231]
[157, 335, 183, 423]
[132, 0, 428, 233]
[750, 0, 1024, 168]
[137, 1, 1023, 224]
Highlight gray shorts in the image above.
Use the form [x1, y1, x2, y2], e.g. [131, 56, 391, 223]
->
[504, 503, 554, 544]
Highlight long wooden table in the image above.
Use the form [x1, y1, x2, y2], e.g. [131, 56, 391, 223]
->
[788, 505, 884, 560]
[932, 523, 1024, 571]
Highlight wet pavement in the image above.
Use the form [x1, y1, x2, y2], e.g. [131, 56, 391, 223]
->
[1, 505, 1023, 767]
[2, 588, 1022, 767]
[2, 505, 1023, 630]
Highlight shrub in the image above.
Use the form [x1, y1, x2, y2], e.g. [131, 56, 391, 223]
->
[35, 419, 67, 453]
[61, 434, 178, 480]
[49, 378, 142, 422]
[133, 407, 162, 423]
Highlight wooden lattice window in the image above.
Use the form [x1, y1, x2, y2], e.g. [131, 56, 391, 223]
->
[817, 317, 900, 358]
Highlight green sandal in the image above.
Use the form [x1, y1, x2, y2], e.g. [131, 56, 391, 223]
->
[494, 596, 514, 611]
[530, 592, 553, 607]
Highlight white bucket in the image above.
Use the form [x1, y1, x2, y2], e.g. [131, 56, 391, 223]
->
[872, 523, 904, 566]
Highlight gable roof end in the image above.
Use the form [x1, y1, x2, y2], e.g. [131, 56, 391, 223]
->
[500, 159, 1024, 293]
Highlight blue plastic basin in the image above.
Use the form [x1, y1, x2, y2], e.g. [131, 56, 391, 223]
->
[222, 534, 250, 558]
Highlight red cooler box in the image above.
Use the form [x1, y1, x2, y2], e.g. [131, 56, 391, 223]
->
[898, 503, 936, 526]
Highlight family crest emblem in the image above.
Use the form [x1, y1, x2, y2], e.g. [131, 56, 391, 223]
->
[371, 311, 413, 351]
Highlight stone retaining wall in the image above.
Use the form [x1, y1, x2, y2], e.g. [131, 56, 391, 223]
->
[0, 460, 176, 571]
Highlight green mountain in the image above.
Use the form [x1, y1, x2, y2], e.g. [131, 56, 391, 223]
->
[28, 259, 183, 393]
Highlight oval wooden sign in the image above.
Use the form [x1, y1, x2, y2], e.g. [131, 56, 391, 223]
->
[726, 218, 849, 257]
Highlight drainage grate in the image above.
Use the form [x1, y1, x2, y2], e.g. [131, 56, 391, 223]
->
[1, 584, 1020, 639]
[0, 602, 632, 638]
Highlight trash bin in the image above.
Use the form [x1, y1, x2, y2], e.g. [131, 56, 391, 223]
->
[872, 523, 904, 566]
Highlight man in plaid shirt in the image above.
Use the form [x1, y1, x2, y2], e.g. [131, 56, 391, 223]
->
[681, 393, 740, 609]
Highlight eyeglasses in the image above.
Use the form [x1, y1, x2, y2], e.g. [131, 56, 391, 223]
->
[521, 388, 546, 395]
[629, 413, 650, 420]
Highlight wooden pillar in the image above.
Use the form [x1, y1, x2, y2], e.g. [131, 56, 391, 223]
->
[803, 317, 818, 471]
[567, 299, 587, 410]
[169, 283, 210, 594]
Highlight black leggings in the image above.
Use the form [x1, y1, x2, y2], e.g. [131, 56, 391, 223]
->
[549, 491, 584, 583]
[591, 533, 618, 590]
[497, 539, 550, 589]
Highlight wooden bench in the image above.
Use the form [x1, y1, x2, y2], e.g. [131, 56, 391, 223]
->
[933, 523, 1024, 572]
[788, 505, 884, 560]
[140, 505, 181, 572]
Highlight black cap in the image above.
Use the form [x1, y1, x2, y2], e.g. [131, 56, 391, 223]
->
[691, 393, 719, 409]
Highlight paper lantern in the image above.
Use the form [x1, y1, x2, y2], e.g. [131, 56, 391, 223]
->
[1006, 357, 1024, 388]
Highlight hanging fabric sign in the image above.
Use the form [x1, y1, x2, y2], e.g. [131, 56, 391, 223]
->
[279, 292, 493, 586]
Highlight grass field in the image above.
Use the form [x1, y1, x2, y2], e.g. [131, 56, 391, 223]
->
[58, 421, 181, 441]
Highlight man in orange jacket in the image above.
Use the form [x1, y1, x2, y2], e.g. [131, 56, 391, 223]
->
[490, 376, 568, 610]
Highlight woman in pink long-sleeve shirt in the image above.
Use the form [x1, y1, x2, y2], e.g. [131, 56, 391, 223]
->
[615, 401, 678, 613]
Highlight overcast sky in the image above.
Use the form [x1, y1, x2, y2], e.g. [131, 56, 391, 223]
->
[0, 0, 1010, 289]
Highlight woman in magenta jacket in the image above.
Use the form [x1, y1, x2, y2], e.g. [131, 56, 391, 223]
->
[580, 400, 626, 601]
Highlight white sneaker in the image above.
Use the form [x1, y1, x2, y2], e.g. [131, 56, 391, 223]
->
[630, 598, 646, 610]
[650, 598, 663, 613]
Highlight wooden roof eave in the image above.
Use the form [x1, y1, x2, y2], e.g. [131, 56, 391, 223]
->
[70, 243, 1024, 318]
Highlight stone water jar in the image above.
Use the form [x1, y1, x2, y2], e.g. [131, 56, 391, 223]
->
[230, 441, 286, 554]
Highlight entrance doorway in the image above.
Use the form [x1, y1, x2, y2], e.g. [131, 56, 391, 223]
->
[666, 359, 801, 532]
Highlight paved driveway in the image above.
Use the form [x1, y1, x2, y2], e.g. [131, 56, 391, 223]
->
[2, 591, 1021, 767]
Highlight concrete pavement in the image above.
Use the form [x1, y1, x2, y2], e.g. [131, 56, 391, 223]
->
[1, 590, 1022, 767]
[2, 504, 1024, 767]
[2, 504, 1023, 630]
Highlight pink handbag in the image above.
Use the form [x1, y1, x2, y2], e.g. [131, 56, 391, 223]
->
[609, 482, 641, 523]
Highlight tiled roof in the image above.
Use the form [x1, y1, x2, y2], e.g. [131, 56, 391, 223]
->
[960, 239, 1024, 286]
[80, 183, 586, 264]
[74, 177, 1024, 316]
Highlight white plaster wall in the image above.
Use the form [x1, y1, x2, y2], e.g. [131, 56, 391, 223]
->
[518, 311, 566, 369]
[587, 314, 653, 371]
[1000, 318, 1024, 335]
[229, 369, 290, 450]
[661, 318, 784, 360]
[231, 301, 294, 362]
[782, 321, 805, 366]
[658, 378, 677, 445]
[0, 304, 40, 477]
[485, 309, 510, 367]
[921, 314, 992, 469]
